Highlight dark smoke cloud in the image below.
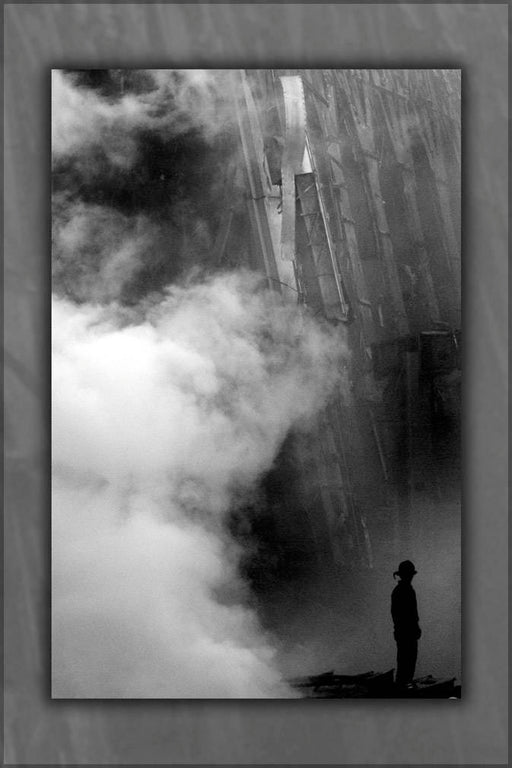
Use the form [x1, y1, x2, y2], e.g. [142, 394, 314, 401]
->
[52, 69, 239, 304]
[52, 69, 236, 162]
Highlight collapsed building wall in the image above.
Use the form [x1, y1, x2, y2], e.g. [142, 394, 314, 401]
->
[218, 69, 461, 577]
[51, 67, 461, 578]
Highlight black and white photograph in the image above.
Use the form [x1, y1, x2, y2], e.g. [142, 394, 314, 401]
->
[51, 68, 461, 699]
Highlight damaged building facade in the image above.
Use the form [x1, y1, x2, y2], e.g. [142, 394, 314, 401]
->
[218, 69, 461, 578]
[50, 66, 461, 580]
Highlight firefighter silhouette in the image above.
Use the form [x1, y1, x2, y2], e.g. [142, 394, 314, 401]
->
[391, 560, 421, 688]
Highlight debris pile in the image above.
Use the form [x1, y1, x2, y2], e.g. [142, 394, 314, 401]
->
[290, 669, 461, 698]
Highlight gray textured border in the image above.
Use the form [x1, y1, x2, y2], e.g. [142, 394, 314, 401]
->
[3, 2, 508, 765]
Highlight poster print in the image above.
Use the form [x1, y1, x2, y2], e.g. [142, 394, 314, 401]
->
[51, 69, 461, 698]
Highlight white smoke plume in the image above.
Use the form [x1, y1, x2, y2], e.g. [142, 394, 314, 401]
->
[52, 273, 346, 697]
[52, 67, 348, 698]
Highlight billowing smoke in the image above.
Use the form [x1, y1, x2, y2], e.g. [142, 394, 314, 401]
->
[52, 199, 155, 303]
[51, 69, 349, 697]
[51, 69, 235, 162]
[52, 69, 239, 305]
[52, 274, 344, 697]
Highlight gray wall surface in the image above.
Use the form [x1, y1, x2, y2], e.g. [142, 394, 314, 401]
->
[3, 2, 508, 765]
